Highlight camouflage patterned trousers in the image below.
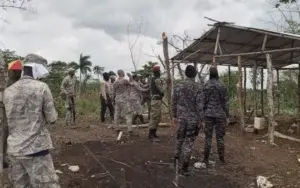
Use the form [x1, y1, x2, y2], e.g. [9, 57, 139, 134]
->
[149, 100, 161, 130]
[114, 101, 133, 132]
[130, 99, 143, 115]
[175, 119, 199, 172]
[65, 96, 75, 126]
[8, 154, 60, 188]
[204, 117, 226, 160]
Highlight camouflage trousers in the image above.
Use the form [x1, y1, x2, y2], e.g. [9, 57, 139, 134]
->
[149, 100, 161, 130]
[8, 154, 60, 188]
[141, 96, 151, 120]
[65, 96, 75, 126]
[130, 99, 143, 115]
[175, 119, 199, 171]
[204, 117, 226, 160]
[113, 101, 132, 132]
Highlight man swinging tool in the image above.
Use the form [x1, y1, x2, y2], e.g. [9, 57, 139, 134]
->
[148, 65, 165, 142]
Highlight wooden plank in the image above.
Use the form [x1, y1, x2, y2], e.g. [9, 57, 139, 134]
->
[214, 47, 300, 58]
[266, 53, 275, 144]
[237, 56, 245, 135]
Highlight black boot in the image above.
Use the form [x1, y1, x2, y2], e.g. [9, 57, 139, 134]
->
[219, 155, 225, 164]
[132, 115, 138, 125]
[203, 151, 209, 167]
[139, 115, 145, 124]
[153, 129, 159, 138]
[181, 162, 190, 176]
[148, 129, 154, 140]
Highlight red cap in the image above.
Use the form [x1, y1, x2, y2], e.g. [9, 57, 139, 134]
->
[152, 65, 160, 72]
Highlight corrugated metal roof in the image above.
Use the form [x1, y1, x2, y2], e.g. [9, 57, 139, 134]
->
[171, 23, 300, 69]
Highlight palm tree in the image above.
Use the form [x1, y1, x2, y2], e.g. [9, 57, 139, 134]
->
[68, 53, 93, 95]
[93, 65, 105, 80]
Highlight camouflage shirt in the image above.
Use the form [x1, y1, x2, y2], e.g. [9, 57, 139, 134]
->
[113, 77, 130, 102]
[172, 78, 204, 122]
[61, 75, 76, 96]
[203, 79, 229, 118]
[129, 80, 148, 101]
[3, 76, 57, 156]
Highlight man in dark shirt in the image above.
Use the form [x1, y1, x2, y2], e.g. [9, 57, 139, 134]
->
[172, 65, 204, 176]
[202, 66, 229, 164]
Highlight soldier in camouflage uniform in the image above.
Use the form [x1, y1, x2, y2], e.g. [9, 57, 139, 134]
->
[140, 76, 151, 120]
[3, 54, 60, 188]
[202, 67, 229, 164]
[129, 74, 149, 124]
[173, 65, 204, 176]
[112, 69, 132, 132]
[148, 65, 165, 141]
[61, 68, 77, 126]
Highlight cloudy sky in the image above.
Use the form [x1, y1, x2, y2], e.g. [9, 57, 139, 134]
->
[0, 0, 281, 74]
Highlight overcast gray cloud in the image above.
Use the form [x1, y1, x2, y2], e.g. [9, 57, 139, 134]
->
[0, 0, 272, 74]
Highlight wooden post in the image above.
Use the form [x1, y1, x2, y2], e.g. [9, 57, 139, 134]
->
[243, 66, 247, 114]
[261, 68, 264, 116]
[253, 62, 257, 117]
[162, 32, 173, 121]
[276, 69, 280, 114]
[266, 53, 275, 144]
[213, 27, 221, 65]
[237, 56, 245, 134]
[0, 50, 6, 187]
[298, 63, 300, 118]
[228, 66, 231, 96]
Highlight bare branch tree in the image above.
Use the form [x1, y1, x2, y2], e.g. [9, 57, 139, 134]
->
[0, 0, 33, 12]
[127, 18, 145, 72]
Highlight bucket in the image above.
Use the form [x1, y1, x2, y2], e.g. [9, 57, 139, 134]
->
[254, 117, 266, 130]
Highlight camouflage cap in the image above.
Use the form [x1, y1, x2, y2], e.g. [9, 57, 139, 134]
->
[23, 54, 48, 66]
[67, 67, 75, 73]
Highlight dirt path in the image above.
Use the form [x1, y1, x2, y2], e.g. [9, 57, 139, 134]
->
[48, 121, 300, 188]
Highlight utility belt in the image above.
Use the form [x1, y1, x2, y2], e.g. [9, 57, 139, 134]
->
[151, 95, 162, 100]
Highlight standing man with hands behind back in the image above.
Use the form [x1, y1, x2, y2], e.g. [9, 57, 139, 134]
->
[172, 65, 204, 177]
[61, 68, 77, 127]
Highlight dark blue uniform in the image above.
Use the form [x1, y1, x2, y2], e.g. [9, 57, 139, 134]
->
[202, 79, 229, 162]
[172, 78, 204, 174]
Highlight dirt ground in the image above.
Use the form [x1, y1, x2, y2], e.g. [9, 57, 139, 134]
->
[4, 116, 300, 188]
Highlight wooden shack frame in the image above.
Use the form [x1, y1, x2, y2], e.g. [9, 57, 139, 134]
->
[171, 22, 300, 144]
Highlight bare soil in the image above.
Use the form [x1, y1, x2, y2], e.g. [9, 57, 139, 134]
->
[4, 115, 300, 188]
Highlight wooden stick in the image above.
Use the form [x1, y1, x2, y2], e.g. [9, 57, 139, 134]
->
[276, 69, 280, 114]
[266, 53, 275, 144]
[244, 66, 247, 114]
[262, 34, 268, 51]
[214, 47, 300, 58]
[237, 56, 245, 135]
[253, 62, 257, 117]
[274, 131, 300, 142]
[162, 32, 173, 121]
[261, 68, 264, 116]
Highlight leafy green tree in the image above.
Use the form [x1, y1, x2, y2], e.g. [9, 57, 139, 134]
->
[108, 71, 116, 77]
[48, 61, 67, 74]
[93, 65, 105, 80]
[68, 53, 93, 95]
[2, 49, 23, 65]
[219, 71, 239, 99]
[136, 61, 158, 78]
